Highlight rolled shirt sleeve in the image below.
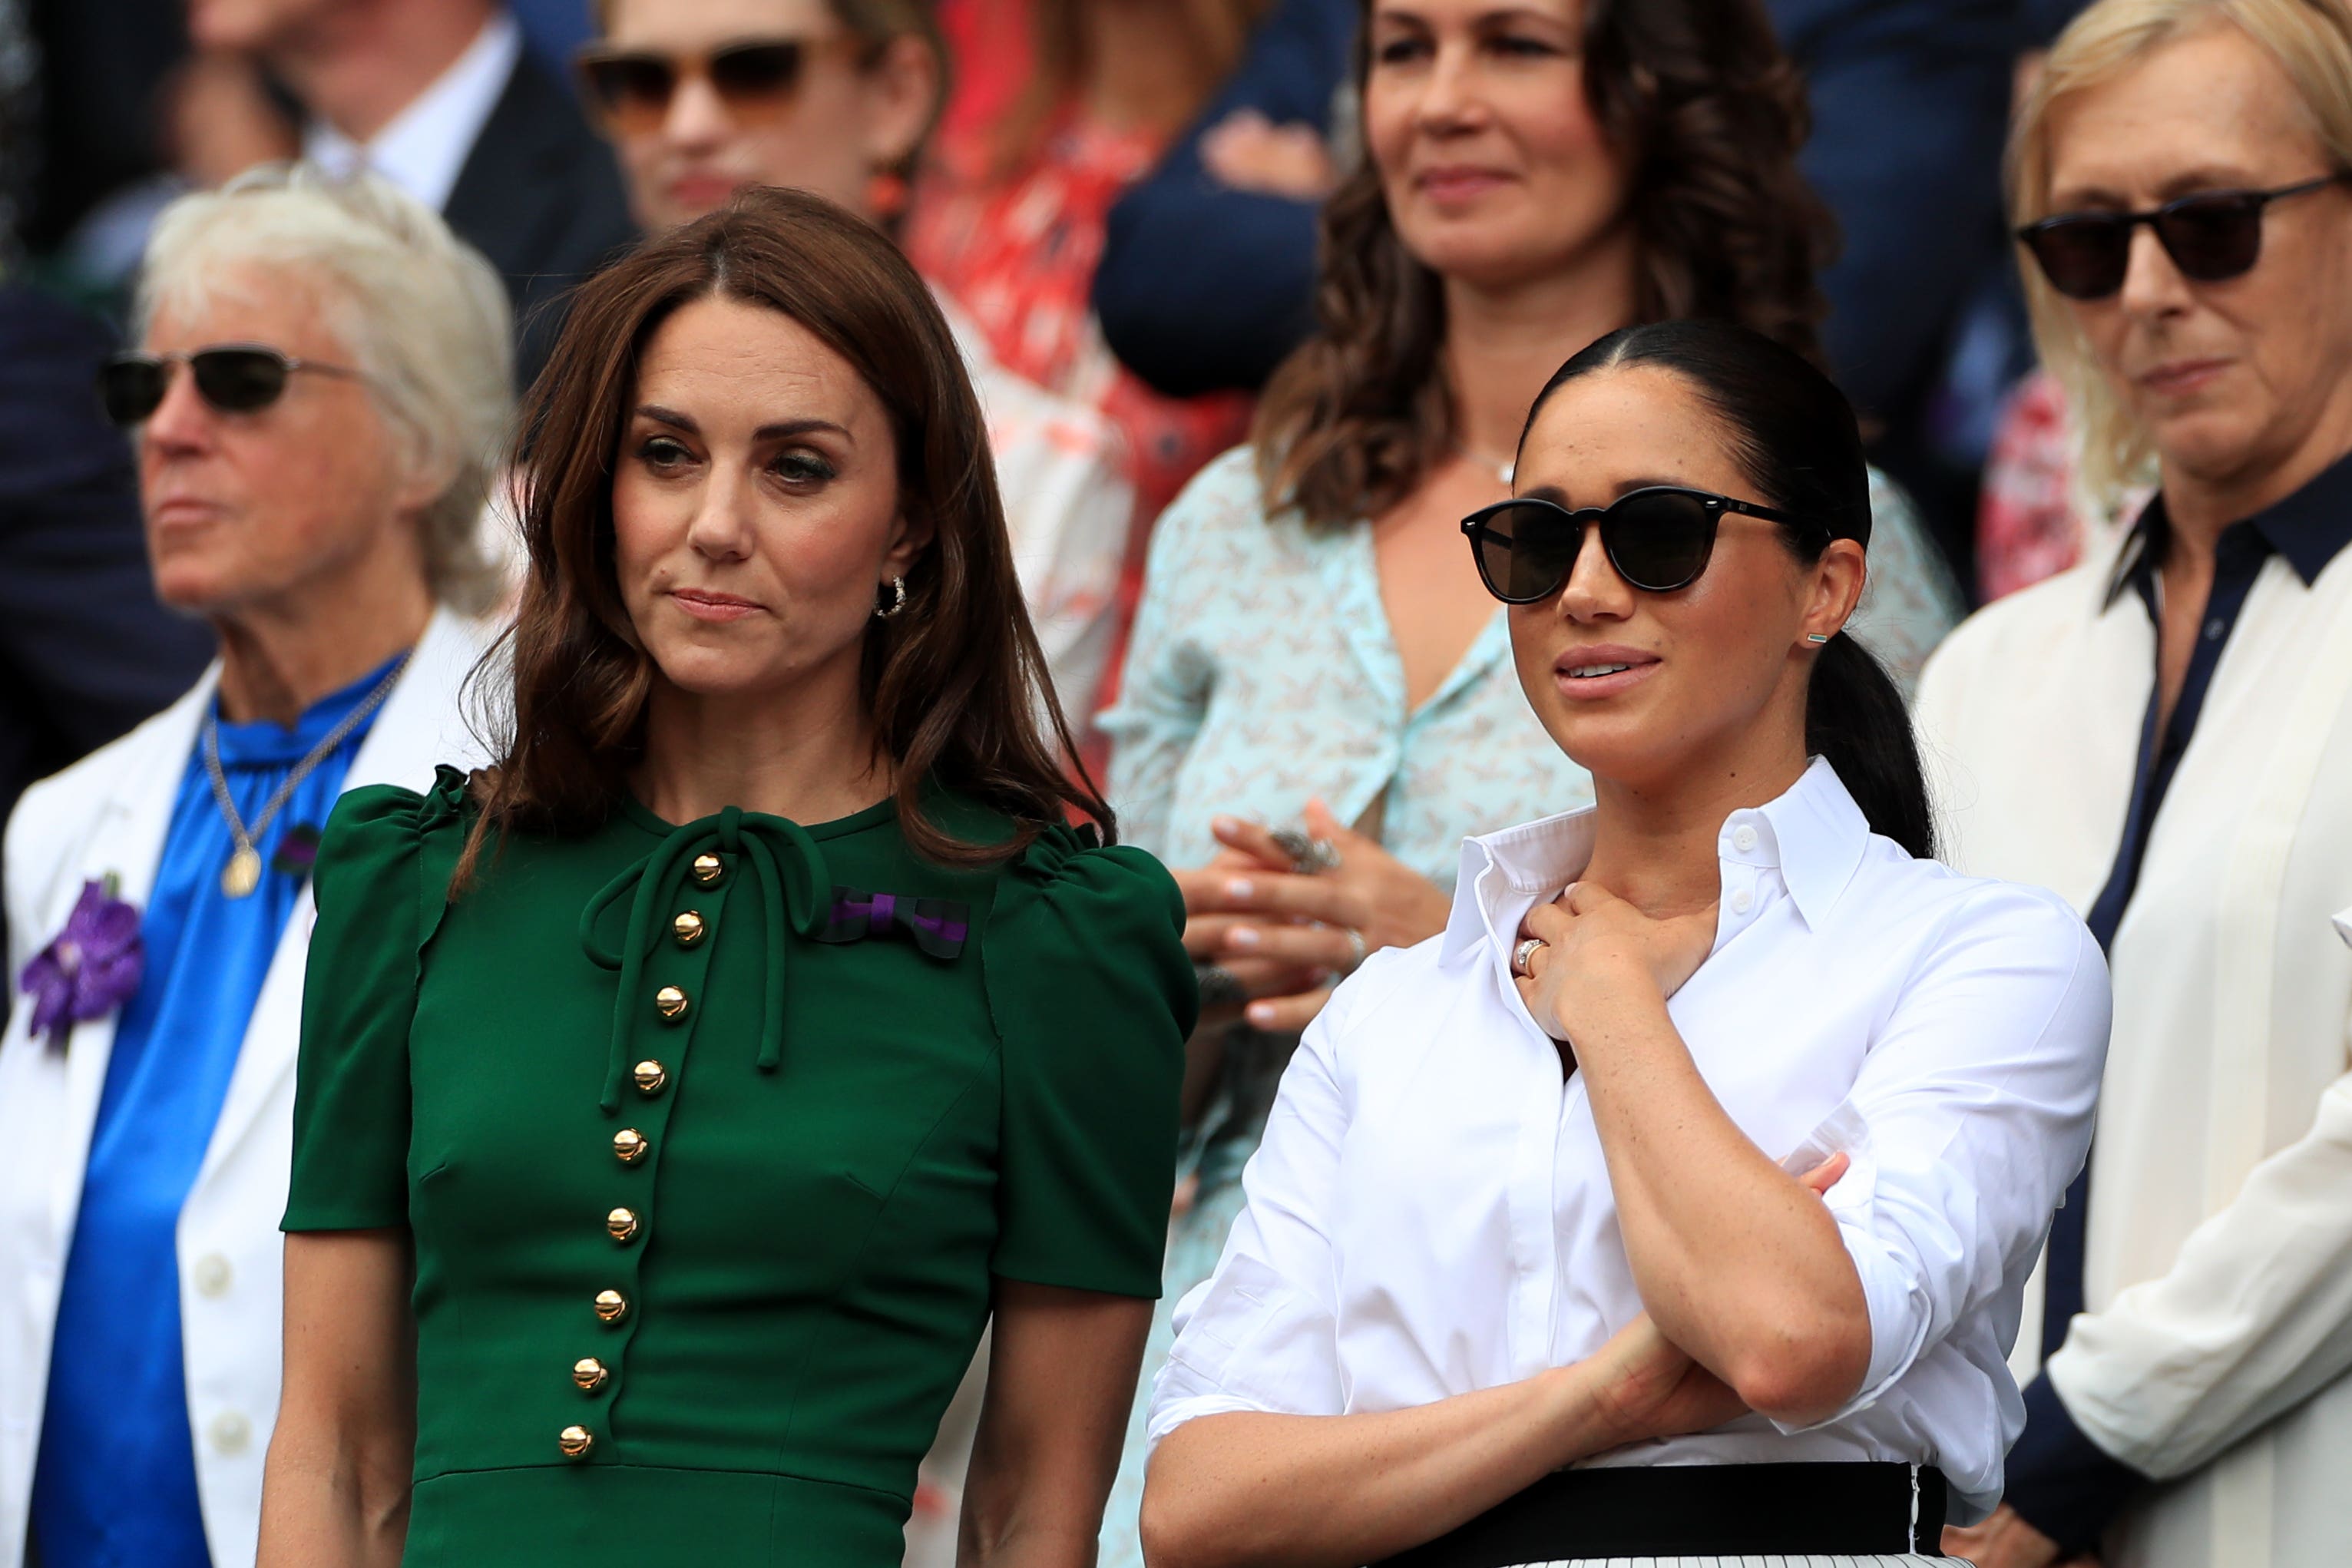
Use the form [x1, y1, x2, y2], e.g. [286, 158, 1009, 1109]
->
[1769, 882, 2112, 1434]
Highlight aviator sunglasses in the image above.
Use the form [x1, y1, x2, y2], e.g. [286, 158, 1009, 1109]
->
[2016, 173, 2350, 300]
[576, 36, 849, 137]
[1460, 486, 1823, 602]
[98, 345, 363, 428]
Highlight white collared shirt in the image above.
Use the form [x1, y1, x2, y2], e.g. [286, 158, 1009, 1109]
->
[1146, 759, 2111, 1517]
[302, 10, 521, 213]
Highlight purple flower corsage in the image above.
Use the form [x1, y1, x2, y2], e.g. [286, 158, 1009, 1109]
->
[19, 878, 144, 1050]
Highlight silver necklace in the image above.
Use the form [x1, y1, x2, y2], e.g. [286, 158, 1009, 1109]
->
[203, 650, 412, 898]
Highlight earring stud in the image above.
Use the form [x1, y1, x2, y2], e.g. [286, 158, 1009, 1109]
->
[1806, 632, 1832, 644]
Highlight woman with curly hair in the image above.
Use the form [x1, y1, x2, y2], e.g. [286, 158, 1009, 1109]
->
[1093, 2, 1960, 1555]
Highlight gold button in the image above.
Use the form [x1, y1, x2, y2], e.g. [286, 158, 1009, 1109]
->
[594, 1288, 629, 1323]
[672, 910, 706, 947]
[654, 984, 689, 1021]
[573, 1357, 609, 1392]
[607, 1206, 640, 1242]
[559, 1424, 594, 1460]
[613, 1128, 649, 1164]
[633, 1060, 667, 1097]
[690, 853, 724, 887]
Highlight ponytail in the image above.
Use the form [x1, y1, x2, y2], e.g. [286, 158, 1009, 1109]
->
[1526, 322, 1940, 862]
[1805, 632, 1937, 860]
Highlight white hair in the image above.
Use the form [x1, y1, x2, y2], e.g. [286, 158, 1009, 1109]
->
[2010, 0, 2352, 506]
[136, 161, 516, 613]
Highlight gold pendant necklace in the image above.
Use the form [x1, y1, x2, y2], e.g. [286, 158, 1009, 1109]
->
[203, 650, 413, 899]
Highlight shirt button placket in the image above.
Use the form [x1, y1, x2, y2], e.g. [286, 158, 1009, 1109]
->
[567, 854, 735, 1460]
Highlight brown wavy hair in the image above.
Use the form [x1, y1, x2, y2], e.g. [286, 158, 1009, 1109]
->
[457, 187, 1108, 884]
[1256, 0, 1834, 528]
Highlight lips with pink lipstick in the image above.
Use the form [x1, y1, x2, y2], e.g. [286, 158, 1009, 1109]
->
[1415, 164, 1515, 206]
[1553, 643, 1661, 700]
[668, 587, 763, 623]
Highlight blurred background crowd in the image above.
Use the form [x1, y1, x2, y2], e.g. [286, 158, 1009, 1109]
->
[1, 0, 2113, 852]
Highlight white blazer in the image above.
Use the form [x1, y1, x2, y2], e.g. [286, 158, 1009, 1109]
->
[0, 607, 489, 1568]
[1917, 534, 2352, 1568]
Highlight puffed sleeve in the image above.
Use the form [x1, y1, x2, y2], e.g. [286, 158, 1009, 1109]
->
[281, 773, 461, 1231]
[984, 828, 1196, 1295]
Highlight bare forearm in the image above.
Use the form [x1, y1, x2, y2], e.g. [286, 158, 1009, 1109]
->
[1143, 1365, 1618, 1568]
[256, 1439, 410, 1568]
[1573, 983, 1867, 1421]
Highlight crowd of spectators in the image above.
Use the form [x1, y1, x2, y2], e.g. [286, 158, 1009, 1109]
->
[5, 1, 2352, 1566]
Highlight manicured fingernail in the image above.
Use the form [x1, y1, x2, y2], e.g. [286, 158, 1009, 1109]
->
[1246, 1002, 1275, 1027]
[1227, 927, 1260, 949]
[1212, 815, 1239, 836]
[1226, 878, 1254, 900]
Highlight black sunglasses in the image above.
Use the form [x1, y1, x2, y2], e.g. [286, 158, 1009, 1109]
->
[576, 37, 837, 137]
[2016, 173, 2350, 300]
[1460, 485, 1818, 602]
[98, 345, 362, 428]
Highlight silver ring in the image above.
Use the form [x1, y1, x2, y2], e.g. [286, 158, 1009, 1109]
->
[1512, 937, 1546, 978]
[1270, 827, 1341, 876]
[1342, 928, 1369, 972]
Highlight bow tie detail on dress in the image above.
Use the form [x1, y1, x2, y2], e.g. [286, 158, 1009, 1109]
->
[578, 805, 831, 1111]
[815, 888, 970, 960]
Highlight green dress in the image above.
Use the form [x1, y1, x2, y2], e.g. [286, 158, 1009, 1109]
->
[283, 766, 1193, 1565]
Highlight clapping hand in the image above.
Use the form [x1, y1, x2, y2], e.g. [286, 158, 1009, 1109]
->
[1177, 799, 1452, 1034]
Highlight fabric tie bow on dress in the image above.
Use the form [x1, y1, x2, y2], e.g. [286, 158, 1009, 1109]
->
[578, 805, 832, 1111]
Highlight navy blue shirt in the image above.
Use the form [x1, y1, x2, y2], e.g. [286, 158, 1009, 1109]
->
[2003, 454, 2352, 1549]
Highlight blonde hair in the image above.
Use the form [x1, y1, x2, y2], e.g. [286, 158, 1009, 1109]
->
[135, 162, 514, 613]
[2010, 0, 2352, 504]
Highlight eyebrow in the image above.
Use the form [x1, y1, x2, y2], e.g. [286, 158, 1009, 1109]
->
[2049, 165, 2273, 209]
[1517, 477, 1691, 507]
[633, 405, 852, 442]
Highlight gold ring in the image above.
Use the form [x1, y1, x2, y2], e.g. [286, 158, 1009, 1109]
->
[1512, 937, 1546, 977]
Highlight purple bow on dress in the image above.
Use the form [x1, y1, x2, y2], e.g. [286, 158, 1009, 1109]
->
[18, 879, 144, 1050]
[815, 886, 970, 960]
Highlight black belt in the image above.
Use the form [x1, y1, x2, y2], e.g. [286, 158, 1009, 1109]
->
[1374, 1462, 1948, 1565]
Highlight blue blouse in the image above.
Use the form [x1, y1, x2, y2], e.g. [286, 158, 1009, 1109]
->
[31, 654, 401, 1568]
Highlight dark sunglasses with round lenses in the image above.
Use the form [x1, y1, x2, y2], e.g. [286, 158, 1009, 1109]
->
[97, 345, 363, 428]
[2016, 173, 2350, 301]
[576, 36, 840, 137]
[1460, 485, 1821, 603]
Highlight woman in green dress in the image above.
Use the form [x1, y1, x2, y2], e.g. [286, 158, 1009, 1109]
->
[256, 187, 1195, 1567]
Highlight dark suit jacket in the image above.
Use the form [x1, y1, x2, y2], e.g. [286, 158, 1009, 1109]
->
[443, 48, 638, 393]
[0, 285, 216, 961]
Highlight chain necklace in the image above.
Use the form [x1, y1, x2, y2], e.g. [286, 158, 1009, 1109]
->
[203, 650, 412, 898]
[1454, 439, 1514, 487]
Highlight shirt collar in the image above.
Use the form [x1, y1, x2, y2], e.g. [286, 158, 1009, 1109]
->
[301, 10, 520, 213]
[1440, 756, 1874, 963]
[2104, 447, 2352, 609]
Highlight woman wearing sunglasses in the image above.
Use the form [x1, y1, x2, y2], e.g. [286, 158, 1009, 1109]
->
[575, 0, 1137, 722]
[1917, 3, 2352, 1567]
[0, 165, 507, 1568]
[1139, 319, 2109, 1566]
[1093, 1, 1962, 1554]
